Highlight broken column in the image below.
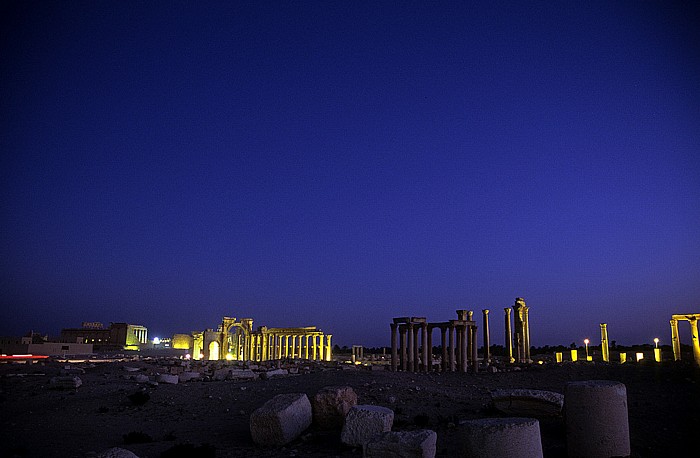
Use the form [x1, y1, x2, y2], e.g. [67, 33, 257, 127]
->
[341, 405, 394, 447]
[312, 385, 358, 429]
[600, 324, 610, 363]
[460, 417, 543, 458]
[565, 380, 630, 458]
[365, 429, 437, 458]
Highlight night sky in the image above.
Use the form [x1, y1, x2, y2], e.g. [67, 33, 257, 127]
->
[2, 1, 699, 348]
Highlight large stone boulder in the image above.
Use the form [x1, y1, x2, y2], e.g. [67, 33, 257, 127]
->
[178, 371, 201, 382]
[250, 393, 312, 446]
[490, 389, 564, 417]
[259, 368, 288, 380]
[340, 405, 394, 447]
[364, 429, 437, 458]
[312, 385, 358, 429]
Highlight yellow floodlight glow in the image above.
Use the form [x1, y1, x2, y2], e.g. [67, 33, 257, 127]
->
[636, 352, 644, 362]
[583, 338, 590, 360]
[654, 338, 659, 348]
[225, 353, 234, 361]
[153, 337, 161, 345]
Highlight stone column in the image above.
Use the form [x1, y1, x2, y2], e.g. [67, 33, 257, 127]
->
[319, 334, 325, 362]
[390, 323, 398, 371]
[689, 318, 700, 366]
[413, 325, 420, 372]
[523, 306, 531, 362]
[440, 327, 448, 372]
[400, 325, 407, 371]
[670, 319, 681, 361]
[456, 326, 463, 372]
[600, 323, 610, 362]
[470, 325, 478, 373]
[504, 307, 514, 363]
[425, 324, 432, 372]
[449, 323, 456, 372]
[461, 324, 468, 373]
[482, 309, 490, 364]
[467, 311, 474, 362]
[261, 334, 268, 361]
[303, 335, 308, 359]
[407, 323, 414, 372]
[325, 335, 332, 361]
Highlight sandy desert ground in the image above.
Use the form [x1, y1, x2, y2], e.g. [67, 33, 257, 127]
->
[0, 357, 698, 458]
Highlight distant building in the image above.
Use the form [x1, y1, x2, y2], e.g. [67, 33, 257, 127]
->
[1, 331, 92, 356]
[60, 322, 148, 351]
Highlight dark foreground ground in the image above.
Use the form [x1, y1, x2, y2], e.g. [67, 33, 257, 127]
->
[1, 359, 698, 458]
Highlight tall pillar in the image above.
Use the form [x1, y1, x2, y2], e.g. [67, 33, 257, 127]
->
[304, 335, 309, 359]
[460, 324, 468, 373]
[514, 298, 525, 363]
[670, 319, 681, 361]
[600, 323, 610, 362]
[470, 325, 478, 373]
[413, 325, 420, 372]
[449, 324, 456, 372]
[455, 326, 462, 372]
[319, 334, 325, 362]
[482, 309, 490, 364]
[689, 318, 700, 366]
[440, 327, 448, 372]
[523, 305, 531, 362]
[505, 307, 514, 363]
[261, 334, 268, 361]
[407, 323, 414, 372]
[425, 324, 432, 372]
[467, 311, 474, 362]
[390, 323, 398, 371]
[399, 326, 407, 370]
[326, 335, 332, 361]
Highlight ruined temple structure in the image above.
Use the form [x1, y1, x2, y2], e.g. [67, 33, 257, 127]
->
[182, 317, 332, 362]
[506, 297, 532, 363]
[670, 313, 700, 365]
[390, 310, 479, 373]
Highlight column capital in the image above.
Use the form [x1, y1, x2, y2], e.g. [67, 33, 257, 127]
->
[483, 309, 489, 315]
[504, 307, 511, 314]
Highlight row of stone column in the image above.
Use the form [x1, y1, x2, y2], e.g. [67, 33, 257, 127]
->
[247, 333, 332, 362]
[390, 312, 479, 373]
[133, 328, 148, 344]
[506, 297, 531, 363]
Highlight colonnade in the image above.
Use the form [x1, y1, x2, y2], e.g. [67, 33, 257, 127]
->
[195, 316, 332, 362]
[670, 313, 700, 365]
[131, 327, 148, 344]
[390, 311, 478, 373]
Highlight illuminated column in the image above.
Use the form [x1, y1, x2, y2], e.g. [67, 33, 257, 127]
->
[467, 311, 474, 361]
[304, 335, 309, 359]
[689, 318, 700, 366]
[299, 336, 305, 359]
[523, 306, 531, 362]
[390, 323, 398, 371]
[505, 307, 514, 363]
[325, 335, 332, 361]
[261, 334, 268, 361]
[461, 324, 468, 373]
[670, 319, 681, 361]
[600, 324, 610, 362]
[319, 334, 325, 362]
[407, 323, 414, 372]
[400, 325, 407, 371]
[449, 323, 456, 372]
[482, 309, 490, 364]
[470, 324, 478, 373]
[440, 327, 448, 372]
[425, 324, 432, 372]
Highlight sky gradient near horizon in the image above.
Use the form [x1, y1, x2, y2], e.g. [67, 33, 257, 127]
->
[2, 1, 699, 348]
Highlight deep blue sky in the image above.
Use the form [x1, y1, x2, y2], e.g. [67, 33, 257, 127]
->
[2, 1, 699, 348]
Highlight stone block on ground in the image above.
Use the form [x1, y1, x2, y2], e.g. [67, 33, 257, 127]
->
[250, 393, 312, 446]
[340, 405, 394, 447]
[156, 374, 179, 384]
[133, 374, 149, 383]
[49, 375, 82, 389]
[364, 429, 437, 458]
[96, 447, 140, 458]
[490, 389, 564, 416]
[460, 417, 543, 458]
[179, 371, 201, 382]
[260, 368, 289, 380]
[312, 385, 358, 429]
[214, 368, 258, 381]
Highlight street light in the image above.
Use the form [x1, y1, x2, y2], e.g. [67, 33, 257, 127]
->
[584, 338, 590, 359]
[654, 338, 659, 348]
